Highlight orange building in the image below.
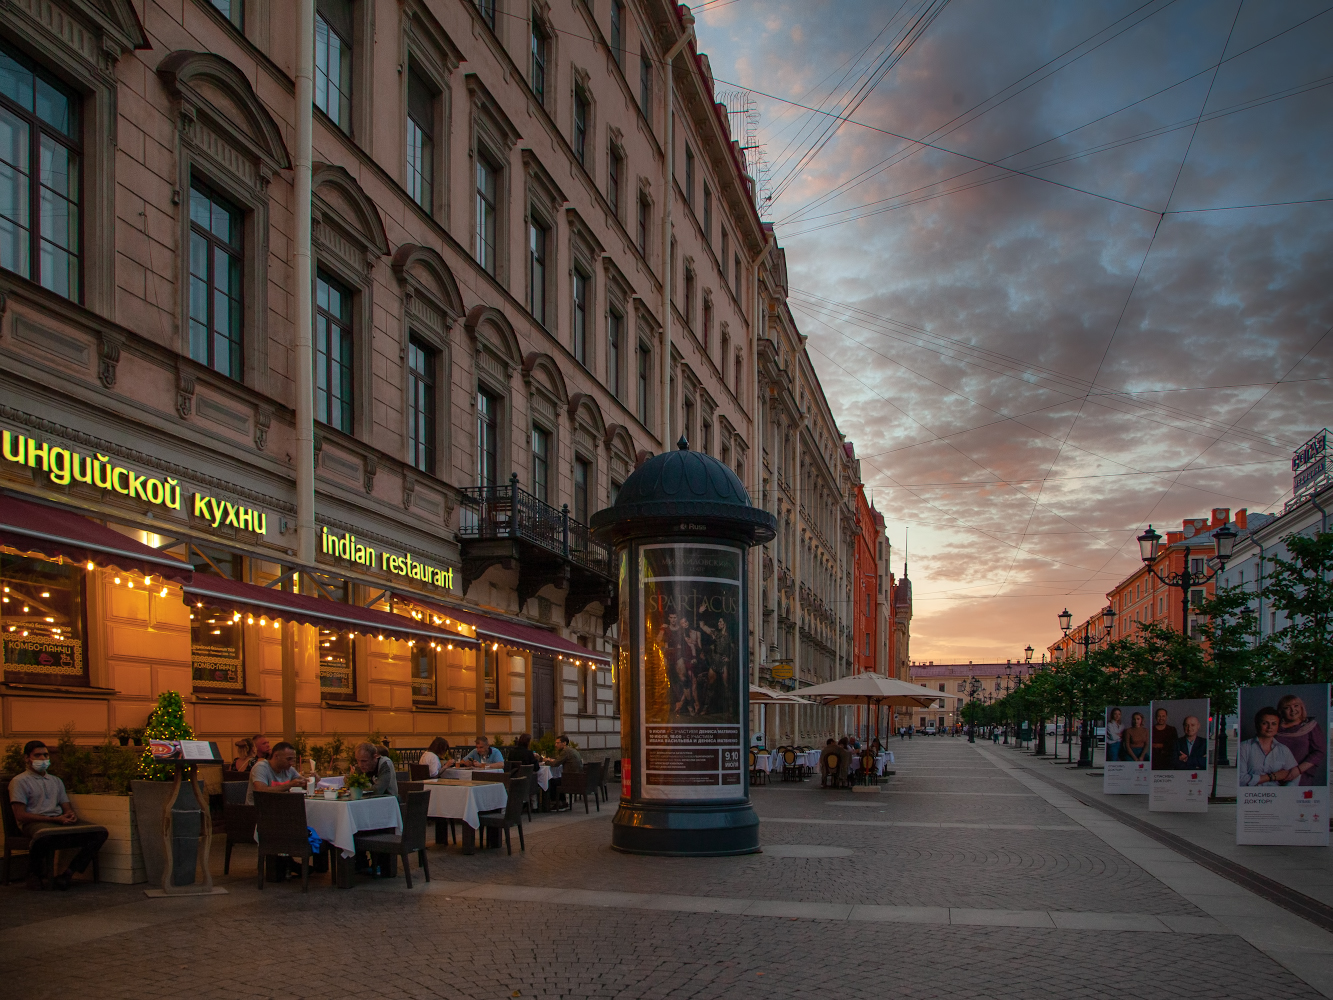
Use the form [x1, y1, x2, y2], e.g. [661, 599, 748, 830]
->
[852, 484, 878, 674]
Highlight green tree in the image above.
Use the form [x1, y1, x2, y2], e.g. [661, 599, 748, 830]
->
[1262, 530, 1333, 684]
[137, 690, 195, 781]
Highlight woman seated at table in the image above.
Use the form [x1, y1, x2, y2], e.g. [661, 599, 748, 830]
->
[506, 733, 539, 768]
[418, 737, 450, 778]
[460, 736, 505, 768]
[353, 742, 398, 796]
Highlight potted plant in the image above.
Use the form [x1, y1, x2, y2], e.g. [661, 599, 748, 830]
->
[130, 691, 205, 889]
[114, 726, 132, 747]
[344, 769, 372, 800]
[129, 727, 146, 747]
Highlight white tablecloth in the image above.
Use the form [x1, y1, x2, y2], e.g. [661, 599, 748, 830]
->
[303, 796, 402, 856]
[534, 765, 555, 790]
[753, 753, 775, 773]
[847, 753, 893, 773]
[423, 780, 508, 829]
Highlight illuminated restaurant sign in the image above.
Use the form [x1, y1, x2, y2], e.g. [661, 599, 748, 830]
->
[3, 430, 266, 532]
[321, 526, 455, 589]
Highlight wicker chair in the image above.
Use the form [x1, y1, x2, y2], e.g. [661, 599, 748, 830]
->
[354, 790, 432, 889]
[477, 776, 527, 854]
[408, 763, 432, 781]
[254, 791, 316, 891]
[561, 769, 598, 813]
[584, 762, 604, 806]
[513, 765, 536, 820]
[222, 791, 258, 876]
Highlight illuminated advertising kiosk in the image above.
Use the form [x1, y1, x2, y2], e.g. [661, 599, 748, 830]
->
[591, 439, 776, 856]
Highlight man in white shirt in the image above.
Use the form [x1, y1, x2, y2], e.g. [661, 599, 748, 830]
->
[8, 741, 107, 890]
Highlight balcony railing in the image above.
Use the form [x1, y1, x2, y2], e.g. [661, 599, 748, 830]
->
[458, 474, 612, 578]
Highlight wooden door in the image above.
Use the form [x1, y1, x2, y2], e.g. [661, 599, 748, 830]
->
[532, 654, 555, 738]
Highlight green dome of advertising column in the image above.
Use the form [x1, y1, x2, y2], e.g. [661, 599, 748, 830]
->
[591, 438, 776, 856]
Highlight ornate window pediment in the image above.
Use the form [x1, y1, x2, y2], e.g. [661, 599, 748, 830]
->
[312, 163, 389, 273]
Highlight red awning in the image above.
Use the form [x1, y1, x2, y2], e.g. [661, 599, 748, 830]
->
[184, 574, 478, 647]
[395, 592, 611, 664]
[0, 492, 193, 584]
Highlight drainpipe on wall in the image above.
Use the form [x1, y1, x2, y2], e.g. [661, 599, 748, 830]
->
[285, 0, 316, 743]
[1312, 494, 1329, 534]
[659, 9, 696, 450]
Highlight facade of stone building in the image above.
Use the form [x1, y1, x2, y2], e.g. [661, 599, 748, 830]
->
[0, 0, 767, 756]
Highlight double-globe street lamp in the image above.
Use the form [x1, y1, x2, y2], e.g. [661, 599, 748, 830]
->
[1058, 605, 1117, 767]
[1135, 522, 1238, 634]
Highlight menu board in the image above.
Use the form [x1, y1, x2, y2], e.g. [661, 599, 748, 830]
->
[148, 739, 223, 762]
[638, 543, 743, 800]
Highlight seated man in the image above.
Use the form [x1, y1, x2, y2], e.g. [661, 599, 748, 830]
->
[353, 742, 398, 796]
[9, 741, 108, 890]
[542, 734, 583, 810]
[461, 736, 504, 769]
[246, 740, 306, 804]
[418, 737, 450, 778]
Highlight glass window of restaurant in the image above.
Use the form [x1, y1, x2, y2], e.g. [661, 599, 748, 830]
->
[1, 553, 88, 686]
[316, 576, 356, 701]
[411, 641, 435, 705]
[188, 545, 246, 693]
[483, 644, 500, 710]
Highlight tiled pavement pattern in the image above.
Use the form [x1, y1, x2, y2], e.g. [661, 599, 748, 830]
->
[4, 738, 1325, 999]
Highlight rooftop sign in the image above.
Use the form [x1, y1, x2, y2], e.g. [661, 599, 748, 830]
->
[1293, 429, 1329, 501]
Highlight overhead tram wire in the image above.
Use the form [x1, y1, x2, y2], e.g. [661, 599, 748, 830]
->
[776, 0, 1181, 227]
[733, 3, 1333, 231]
[779, 70, 1333, 237]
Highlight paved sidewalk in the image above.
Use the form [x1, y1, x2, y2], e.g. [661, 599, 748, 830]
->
[3, 739, 1327, 998]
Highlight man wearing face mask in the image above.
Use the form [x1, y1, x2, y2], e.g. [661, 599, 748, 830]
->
[8, 740, 108, 890]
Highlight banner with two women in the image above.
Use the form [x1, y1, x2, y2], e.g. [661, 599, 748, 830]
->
[1236, 684, 1329, 846]
[1103, 705, 1150, 794]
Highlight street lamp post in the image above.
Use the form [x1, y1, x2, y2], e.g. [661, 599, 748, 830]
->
[1033, 651, 1050, 757]
[1020, 645, 1033, 749]
[1058, 605, 1117, 768]
[1135, 523, 1237, 636]
[1001, 662, 1012, 744]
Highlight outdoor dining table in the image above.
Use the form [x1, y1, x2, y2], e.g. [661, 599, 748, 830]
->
[847, 752, 894, 774]
[440, 766, 505, 782]
[297, 792, 402, 887]
[422, 779, 508, 854]
[753, 753, 775, 773]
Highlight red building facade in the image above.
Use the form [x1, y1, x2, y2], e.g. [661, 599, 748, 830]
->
[853, 483, 877, 673]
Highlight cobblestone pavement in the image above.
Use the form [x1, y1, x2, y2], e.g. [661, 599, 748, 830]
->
[5, 738, 1326, 999]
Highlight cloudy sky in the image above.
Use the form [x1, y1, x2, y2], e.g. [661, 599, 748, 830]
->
[692, 0, 1333, 663]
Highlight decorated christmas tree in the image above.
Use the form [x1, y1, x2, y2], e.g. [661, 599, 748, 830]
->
[137, 690, 195, 781]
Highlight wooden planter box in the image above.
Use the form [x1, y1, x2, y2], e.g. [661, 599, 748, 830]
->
[67, 793, 145, 885]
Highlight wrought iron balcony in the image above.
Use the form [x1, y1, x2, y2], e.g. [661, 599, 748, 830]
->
[458, 474, 615, 627]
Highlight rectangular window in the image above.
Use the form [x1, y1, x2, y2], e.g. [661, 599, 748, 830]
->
[475, 155, 498, 274]
[407, 336, 436, 473]
[573, 91, 588, 167]
[701, 420, 711, 456]
[734, 254, 742, 301]
[721, 231, 729, 282]
[574, 457, 590, 523]
[683, 269, 695, 329]
[314, 0, 353, 132]
[210, 0, 244, 29]
[0, 42, 81, 300]
[610, 0, 624, 66]
[684, 146, 694, 207]
[610, 480, 621, 505]
[702, 298, 712, 351]
[190, 546, 244, 693]
[411, 644, 435, 704]
[573, 267, 589, 364]
[1191, 558, 1204, 575]
[608, 148, 622, 217]
[314, 271, 354, 433]
[406, 65, 434, 212]
[637, 342, 649, 424]
[483, 645, 500, 709]
[188, 181, 243, 379]
[477, 388, 499, 487]
[1190, 589, 1204, 608]
[639, 52, 652, 117]
[1, 553, 87, 686]
[530, 12, 548, 105]
[532, 426, 550, 502]
[476, 0, 496, 31]
[682, 398, 694, 447]
[703, 184, 712, 241]
[528, 219, 548, 324]
[608, 308, 623, 398]
[318, 590, 355, 702]
[636, 196, 649, 256]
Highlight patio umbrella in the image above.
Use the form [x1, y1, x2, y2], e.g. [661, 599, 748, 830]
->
[795, 673, 956, 740]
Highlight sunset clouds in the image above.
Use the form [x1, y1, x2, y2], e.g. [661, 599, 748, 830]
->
[696, 0, 1333, 661]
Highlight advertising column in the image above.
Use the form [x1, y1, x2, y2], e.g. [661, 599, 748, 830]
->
[639, 544, 743, 799]
[1103, 705, 1150, 794]
[1148, 698, 1210, 812]
[1237, 684, 1329, 846]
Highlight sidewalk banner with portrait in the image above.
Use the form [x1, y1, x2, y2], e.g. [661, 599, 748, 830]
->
[1148, 698, 1210, 813]
[638, 544, 743, 801]
[1236, 683, 1329, 846]
[1103, 704, 1150, 794]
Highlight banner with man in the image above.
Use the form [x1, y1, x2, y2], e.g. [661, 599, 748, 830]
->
[1148, 698, 1209, 813]
[1236, 684, 1329, 846]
